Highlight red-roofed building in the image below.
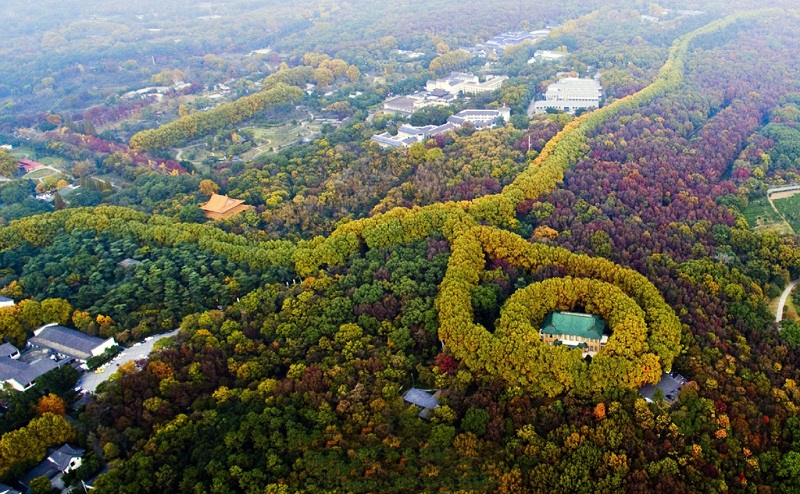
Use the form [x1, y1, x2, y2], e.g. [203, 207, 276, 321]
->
[18, 158, 44, 173]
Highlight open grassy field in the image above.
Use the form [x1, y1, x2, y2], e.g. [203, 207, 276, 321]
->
[23, 169, 60, 180]
[743, 196, 793, 234]
[240, 121, 323, 160]
[773, 193, 800, 234]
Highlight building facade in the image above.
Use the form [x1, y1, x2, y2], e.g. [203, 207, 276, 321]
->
[533, 77, 603, 114]
[540, 311, 608, 355]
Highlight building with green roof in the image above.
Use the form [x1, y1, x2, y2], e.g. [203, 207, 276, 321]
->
[540, 311, 607, 355]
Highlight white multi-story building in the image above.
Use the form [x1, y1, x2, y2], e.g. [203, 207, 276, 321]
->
[528, 50, 567, 63]
[370, 107, 511, 148]
[426, 73, 508, 95]
[533, 77, 602, 114]
[383, 90, 457, 116]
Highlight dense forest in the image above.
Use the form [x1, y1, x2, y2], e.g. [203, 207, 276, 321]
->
[2, 2, 800, 493]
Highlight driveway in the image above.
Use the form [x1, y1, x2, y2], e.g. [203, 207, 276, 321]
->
[78, 329, 180, 393]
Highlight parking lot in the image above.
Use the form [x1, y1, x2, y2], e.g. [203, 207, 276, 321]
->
[78, 329, 179, 393]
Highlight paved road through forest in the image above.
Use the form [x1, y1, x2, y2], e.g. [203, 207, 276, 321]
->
[776, 279, 800, 325]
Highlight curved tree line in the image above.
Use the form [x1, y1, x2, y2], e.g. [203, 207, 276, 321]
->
[435, 225, 681, 397]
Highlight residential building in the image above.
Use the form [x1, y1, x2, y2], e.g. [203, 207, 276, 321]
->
[528, 50, 567, 63]
[0, 356, 60, 391]
[28, 324, 116, 363]
[19, 445, 84, 493]
[532, 77, 602, 114]
[403, 388, 441, 419]
[117, 258, 142, 268]
[200, 193, 253, 220]
[540, 311, 608, 355]
[0, 343, 19, 359]
[0, 296, 13, 308]
[639, 372, 689, 403]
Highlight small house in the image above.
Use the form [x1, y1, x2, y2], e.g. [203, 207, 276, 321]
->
[403, 388, 441, 420]
[19, 444, 84, 492]
[0, 356, 60, 391]
[0, 343, 20, 359]
[117, 258, 142, 268]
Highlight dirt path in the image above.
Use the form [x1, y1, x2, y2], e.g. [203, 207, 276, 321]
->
[766, 188, 800, 235]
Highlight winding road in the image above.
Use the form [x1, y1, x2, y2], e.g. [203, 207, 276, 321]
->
[776, 279, 800, 325]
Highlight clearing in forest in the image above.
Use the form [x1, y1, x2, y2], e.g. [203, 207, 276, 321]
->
[772, 192, 800, 234]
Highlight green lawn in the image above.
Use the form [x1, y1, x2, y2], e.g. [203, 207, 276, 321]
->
[774, 194, 800, 233]
[241, 122, 323, 159]
[8, 146, 37, 159]
[24, 169, 59, 180]
[37, 156, 67, 167]
[743, 196, 791, 233]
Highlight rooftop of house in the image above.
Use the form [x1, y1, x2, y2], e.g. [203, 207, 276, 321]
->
[541, 311, 605, 340]
[200, 193, 246, 214]
[0, 483, 21, 494]
[48, 444, 85, 472]
[403, 388, 440, 410]
[0, 296, 13, 304]
[118, 258, 142, 268]
[0, 343, 19, 359]
[0, 357, 59, 388]
[29, 324, 110, 360]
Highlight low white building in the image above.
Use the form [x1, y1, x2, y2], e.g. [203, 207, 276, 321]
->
[383, 90, 456, 116]
[533, 77, 602, 114]
[447, 107, 511, 128]
[0, 346, 61, 391]
[370, 107, 510, 148]
[426, 72, 507, 95]
[528, 50, 567, 63]
[0, 296, 13, 308]
[28, 324, 116, 363]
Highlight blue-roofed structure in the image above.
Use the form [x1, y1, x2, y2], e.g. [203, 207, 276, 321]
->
[0, 343, 19, 359]
[403, 388, 441, 419]
[0, 483, 21, 494]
